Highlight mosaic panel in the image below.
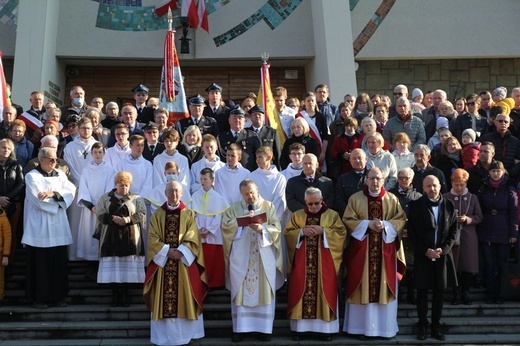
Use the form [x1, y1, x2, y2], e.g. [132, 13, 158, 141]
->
[0, 0, 18, 30]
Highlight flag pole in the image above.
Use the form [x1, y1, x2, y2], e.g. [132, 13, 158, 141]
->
[261, 52, 269, 125]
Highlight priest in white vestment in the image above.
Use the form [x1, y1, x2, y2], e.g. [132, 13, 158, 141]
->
[221, 179, 284, 343]
[22, 147, 76, 308]
[63, 117, 97, 260]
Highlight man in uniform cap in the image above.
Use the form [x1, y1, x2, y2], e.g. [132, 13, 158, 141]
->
[246, 105, 281, 169]
[217, 106, 261, 171]
[132, 84, 155, 124]
[142, 123, 165, 163]
[203, 83, 230, 133]
[176, 94, 219, 138]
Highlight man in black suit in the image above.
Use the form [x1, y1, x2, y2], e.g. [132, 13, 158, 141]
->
[203, 83, 230, 133]
[176, 94, 219, 137]
[132, 84, 155, 124]
[408, 175, 458, 341]
[334, 148, 368, 216]
[107, 105, 144, 147]
[217, 106, 260, 171]
[26, 91, 46, 121]
[246, 105, 281, 169]
[286, 153, 334, 212]
[142, 123, 165, 163]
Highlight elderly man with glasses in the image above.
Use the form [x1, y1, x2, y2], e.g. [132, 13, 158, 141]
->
[342, 167, 407, 340]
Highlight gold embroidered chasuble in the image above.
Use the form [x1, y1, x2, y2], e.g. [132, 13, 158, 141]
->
[284, 207, 346, 321]
[343, 189, 406, 305]
[143, 205, 207, 321]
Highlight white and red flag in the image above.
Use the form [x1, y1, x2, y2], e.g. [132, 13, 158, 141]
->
[0, 51, 11, 115]
[159, 8, 189, 125]
[181, 0, 209, 32]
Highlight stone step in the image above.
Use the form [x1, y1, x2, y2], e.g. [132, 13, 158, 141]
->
[3, 302, 520, 323]
[1, 315, 520, 340]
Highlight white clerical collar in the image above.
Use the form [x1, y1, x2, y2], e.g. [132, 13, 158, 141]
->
[368, 190, 381, 197]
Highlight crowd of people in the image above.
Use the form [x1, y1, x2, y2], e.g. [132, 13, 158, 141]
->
[0, 81, 519, 345]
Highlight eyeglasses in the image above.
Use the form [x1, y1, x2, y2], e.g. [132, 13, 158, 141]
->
[393, 92, 403, 96]
[43, 157, 58, 163]
[467, 102, 476, 106]
[497, 119, 509, 124]
[368, 177, 384, 181]
[398, 176, 411, 180]
[306, 201, 321, 206]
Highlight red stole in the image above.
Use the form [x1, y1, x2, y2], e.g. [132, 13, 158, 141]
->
[287, 204, 338, 319]
[346, 188, 400, 301]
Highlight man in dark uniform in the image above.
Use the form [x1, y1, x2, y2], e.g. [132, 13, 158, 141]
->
[334, 148, 369, 216]
[246, 105, 281, 169]
[217, 106, 260, 171]
[176, 95, 219, 138]
[142, 123, 165, 163]
[132, 84, 155, 124]
[203, 83, 230, 133]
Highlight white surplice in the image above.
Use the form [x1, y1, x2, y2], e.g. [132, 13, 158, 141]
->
[342, 222, 399, 337]
[116, 154, 154, 197]
[22, 169, 76, 248]
[214, 163, 250, 205]
[64, 136, 97, 260]
[190, 188, 229, 245]
[150, 244, 204, 346]
[152, 150, 190, 187]
[105, 142, 130, 169]
[190, 157, 225, 195]
[76, 161, 115, 260]
[247, 165, 287, 222]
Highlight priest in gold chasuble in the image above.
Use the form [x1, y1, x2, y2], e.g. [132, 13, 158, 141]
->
[284, 187, 346, 341]
[221, 179, 285, 343]
[342, 167, 406, 338]
[144, 181, 208, 346]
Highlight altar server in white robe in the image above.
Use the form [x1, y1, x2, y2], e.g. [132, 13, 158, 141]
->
[116, 134, 153, 197]
[190, 134, 224, 195]
[152, 128, 190, 187]
[105, 123, 131, 169]
[214, 143, 249, 205]
[63, 117, 97, 260]
[145, 161, 191, 214]
[76, 142, 115, 261]
[22, 147, 76, 308]
[247, 146, 287, 222]
[221, 179, 285, 343]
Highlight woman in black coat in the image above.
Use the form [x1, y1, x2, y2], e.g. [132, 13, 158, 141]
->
[0, 138, 25, 265]
[436, 136, 463, 190]
[177, 125, 203, 168]
[280, 117, 319, 170]
[477, 161, 518, 304]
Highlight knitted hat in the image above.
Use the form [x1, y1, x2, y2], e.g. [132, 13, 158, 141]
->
[436, 116, 449, 130]
[462, 128, 476, 142]
[412, 88, 423, 101]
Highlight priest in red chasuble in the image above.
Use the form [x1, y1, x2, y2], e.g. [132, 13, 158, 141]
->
[284, 187, 346, 342]
[342, 167, 406, 339]
[144, 181, 208, 346]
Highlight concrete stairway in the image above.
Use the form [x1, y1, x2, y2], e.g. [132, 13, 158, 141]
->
[1, 252, 520, 345]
